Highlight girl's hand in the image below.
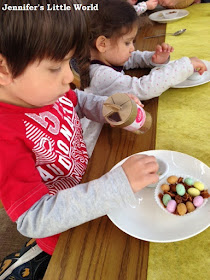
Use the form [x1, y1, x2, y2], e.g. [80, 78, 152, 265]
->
[127, 93, 143, 107]
[189, 57, 207, 75]
[122, 155, 159, 193]
[152, 43, 174, 64]
[146, 0, 159, 10]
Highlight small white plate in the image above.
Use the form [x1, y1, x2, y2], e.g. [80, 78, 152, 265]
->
[107, 150, 210, 243]
[149, 9, 189, 23]
[172, 70, 210, 88]
[155, 175, 208, 216]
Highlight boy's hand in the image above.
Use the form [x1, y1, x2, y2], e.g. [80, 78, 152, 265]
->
[152, 43, 174, 64]
[122, 155, 159, 193]
[189, 57, 207, 75]
[146, 0, 158, 10]
[126, 93, 143, 107]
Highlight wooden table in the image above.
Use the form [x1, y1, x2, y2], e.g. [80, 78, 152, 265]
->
[44, 21, 166, 280]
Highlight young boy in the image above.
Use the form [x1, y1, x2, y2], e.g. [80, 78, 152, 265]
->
[0, 0, 159, 279]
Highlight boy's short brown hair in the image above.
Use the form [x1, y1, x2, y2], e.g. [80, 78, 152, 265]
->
[0, 0, 89, 78]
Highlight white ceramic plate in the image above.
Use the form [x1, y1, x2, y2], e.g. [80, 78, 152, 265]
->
[149, 9, 189, 23]
[107, 150, 210, 243]
[172, 70, 210, 88]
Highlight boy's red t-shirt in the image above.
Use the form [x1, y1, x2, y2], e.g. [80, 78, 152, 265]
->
[0, 90, 89, 254]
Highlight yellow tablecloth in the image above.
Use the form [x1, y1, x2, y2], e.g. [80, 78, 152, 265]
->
[156, 4, 210, 165]
[148, 4, 210, 280]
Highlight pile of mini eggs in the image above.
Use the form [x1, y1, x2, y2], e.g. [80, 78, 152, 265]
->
[157, 175, 209, 216]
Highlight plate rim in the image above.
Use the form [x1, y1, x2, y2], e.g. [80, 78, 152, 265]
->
[171, 70, 210, 88]
[149, 9, 189, 23]
[107, 150, 210, 243]
[110, 149, 210, 170]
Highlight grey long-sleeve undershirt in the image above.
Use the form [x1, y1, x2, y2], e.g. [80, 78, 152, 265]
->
[16, 90, 137, 238]
[16, 166, 136, 238]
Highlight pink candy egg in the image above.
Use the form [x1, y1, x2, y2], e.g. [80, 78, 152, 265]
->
[193, 196, 204, 207]
[166, 200, 177, 213]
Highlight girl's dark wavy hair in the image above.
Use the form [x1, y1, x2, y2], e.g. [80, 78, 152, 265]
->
[0, 0, 89, 78]
[78, 0, 139, 89]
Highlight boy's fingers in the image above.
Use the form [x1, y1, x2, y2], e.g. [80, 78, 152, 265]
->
[135, 155, 158, 169]
[140, 173, 159, 187]
[148, 173, 159, 184]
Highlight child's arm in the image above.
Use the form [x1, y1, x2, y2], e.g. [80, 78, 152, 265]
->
[75, 90, 144, 125]
[16, 155, 158, 238]
[1, 131, 158, 238]
[134, 2, 148, 15]
[122, 154, 159, 192]
[124, 43, 173, 70]
[124, 48, 170, 70]
[88, 56, 200, 100]
[152, 43, 174, 64]
[134, 0, 158, 15]
[74, 89, 107, 122]
[146, 0, 159, 10]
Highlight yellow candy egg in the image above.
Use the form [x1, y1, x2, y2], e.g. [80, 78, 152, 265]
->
[188, 187, 200, 197]
[194, 181, 205, 191]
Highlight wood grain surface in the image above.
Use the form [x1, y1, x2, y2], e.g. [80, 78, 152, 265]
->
[44, 20, 166, 280]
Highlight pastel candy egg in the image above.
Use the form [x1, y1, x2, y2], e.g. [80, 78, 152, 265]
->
[188, 187, 200, 197]
[193, 196, 204, 207]
[167, 176, 178, 184]
[186, 201, 195, 213]
[161, 184, 170, 192]
[177, 203, 187, 216]
[184, 178, 194, 186]
[194, 181, 205, 191]
[162, 194, 171, 206]
[166, 200, 177, 213]
[176, 184, 186, 196]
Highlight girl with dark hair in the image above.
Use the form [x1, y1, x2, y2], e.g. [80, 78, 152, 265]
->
[79, 0, 207, 157]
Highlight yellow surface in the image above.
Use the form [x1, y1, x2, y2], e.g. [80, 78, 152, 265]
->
[148, 4, 210, 280]
[148, 229, 210, 280]
[157, 4, 210, 165]
[165, 4, 210, 62]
